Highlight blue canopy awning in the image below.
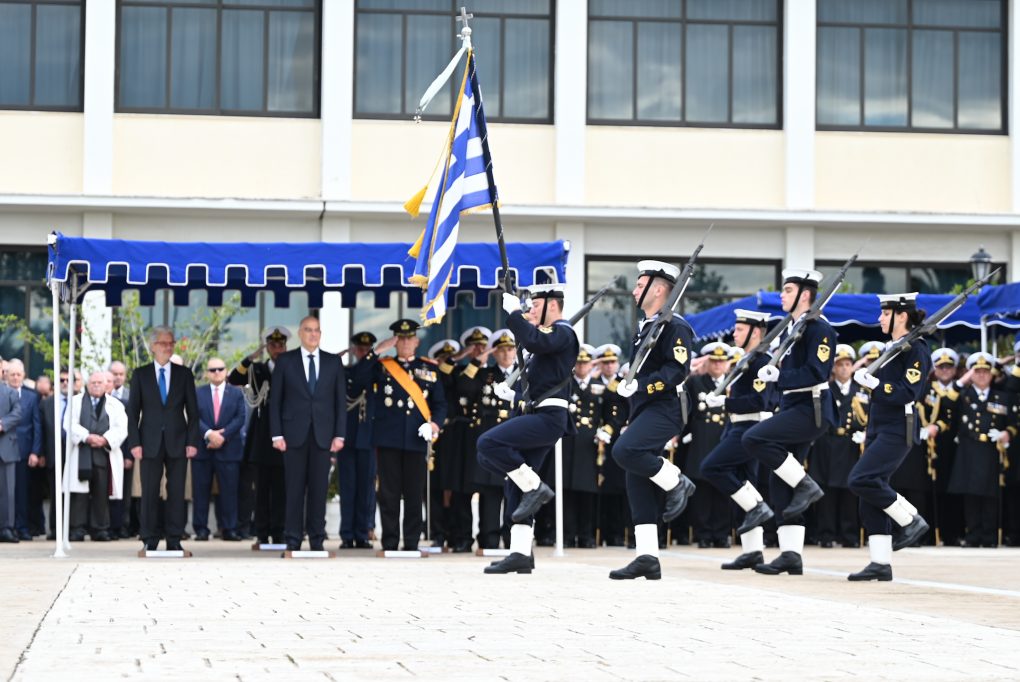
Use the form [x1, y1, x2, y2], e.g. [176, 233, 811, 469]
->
[47, 233, 569, 309]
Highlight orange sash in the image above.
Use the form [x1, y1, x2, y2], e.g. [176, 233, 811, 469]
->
[380, 357, 432, 422]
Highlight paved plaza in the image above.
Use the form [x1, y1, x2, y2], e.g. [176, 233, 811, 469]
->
[0, 541, 1018, 681]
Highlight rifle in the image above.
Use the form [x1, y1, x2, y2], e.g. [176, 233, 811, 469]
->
[622, 225, 713, 384]
[711, 311, 793, 397]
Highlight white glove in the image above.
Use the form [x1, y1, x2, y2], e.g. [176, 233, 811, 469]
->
[757, 364, 780, 383]
[417, 422, 434, 442]
[681, 433, 693, 445]
[616, 379, 638, 398]
[851, 431, 866, 445]
[989, 428, 1006, 443]
[704, 393, 726, 409]
[494, 382, 516, 402]
[595, 428, 612, 444]
[501, 292, 521, 315]
[854, 368, 880, 390]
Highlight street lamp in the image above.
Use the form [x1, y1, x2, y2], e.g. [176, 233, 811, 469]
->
[970, 246, 993, 283]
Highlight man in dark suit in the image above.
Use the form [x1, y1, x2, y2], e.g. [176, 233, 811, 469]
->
[126, 326, 200, 552]
[6, 360, 41, 541]
[193, 358, 247, 541]
[0, 377, 23, 542]
[270, 316, 346, 551]
[107, 361, 135, 538]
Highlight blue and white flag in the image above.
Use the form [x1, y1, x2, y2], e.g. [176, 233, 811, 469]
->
[408, 51, 498, 325]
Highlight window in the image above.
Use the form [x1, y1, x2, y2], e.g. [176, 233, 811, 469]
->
[587, 0, 781, 127]
[0, 249, 52, 378]
[0, 0, 83, 111]
[585, 257, 781, 351]
[815, 261, 975, 294]
[117, 0, 320, 117]
[816, 0, 1005, 132]
[354, 0, 553, 122]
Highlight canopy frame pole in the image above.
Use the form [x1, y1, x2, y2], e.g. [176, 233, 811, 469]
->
[61, 279, 78, 553]
[981, 315, 988, 353]
[553, 438, 565, 558]
[50, 279, 66, 559]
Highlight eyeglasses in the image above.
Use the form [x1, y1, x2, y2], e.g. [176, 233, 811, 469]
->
[59, 378, 68, 383]
[208, 367, 226, 373]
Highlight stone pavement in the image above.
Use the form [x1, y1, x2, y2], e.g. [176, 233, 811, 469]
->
[1, 542, 1019, 681]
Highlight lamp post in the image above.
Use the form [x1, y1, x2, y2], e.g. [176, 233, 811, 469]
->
[970, 246, 993, 352]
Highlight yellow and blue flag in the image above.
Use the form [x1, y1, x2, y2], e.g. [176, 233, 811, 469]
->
[408, 50, 497, 325]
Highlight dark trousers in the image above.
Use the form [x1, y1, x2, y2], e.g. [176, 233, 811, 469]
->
[139, 448, 187, 543]
[476, 409, 566, 524]
[964, 494, 998, 547]
[193, 458, 241, 534]
[690, 480, 732, 543]
[427, 469, 447, 544]
[1003, 485, 1020, 545]
[564, 490, 595, 545]
[70, 450, 111, 534]
[28, 466, 47, 534]
[0, 461, 17, 530]
[376, 447, 426, 550]
[254, 463, 285, 542]
[742, 407, 826, 526]
[847, 433, 909, 536]
[237, 459, 257, 535]
[814, 486, 859, 545]
[611, 401, 683, 525]
[109, 461, 133, 534]
[598, 492, 628, 545]
[476, 483, 505, 548]
[702, 426, 757, 496]
[338, 447, 376, 542]
[283, 438, 331, 548]
[938, 492, 965, 545]
[448, 491, 473, 547]
[14, 458, 29, 534]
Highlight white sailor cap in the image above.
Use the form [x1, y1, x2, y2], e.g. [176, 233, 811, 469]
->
[700, 341, 731, 360]
[966, 352, 996, 370]
[637, 260, 680, 284]
[488, 328, 515, 349]
[595, 343, 622, 361]
[877, 292, 919, 311]
[728, 346, 746, 362]
[529, 283, 566, 299]
[261, 325, 292, 343]
[459, 326, 492, 347]
[782, 269, 824, 288]
[859, 341, 885, 360]
[931, 348, 959, 367]
[834, 344, 856, 362]
[577, 344, 597, 363]
[734, 308, 770, 326]
[428, 339, 460, 359]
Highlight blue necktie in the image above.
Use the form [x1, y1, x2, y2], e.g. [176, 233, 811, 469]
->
[159, 367, 168, 405]
[307, 354, 317, 394]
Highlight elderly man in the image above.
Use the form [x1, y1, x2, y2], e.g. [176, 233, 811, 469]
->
[6, 360, 41, 541]
[64, 371, 128, 541]
[0, 375, 22, 542]
[127, 327, 200, 552]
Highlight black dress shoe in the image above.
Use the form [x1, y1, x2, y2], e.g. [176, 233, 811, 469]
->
[737, 501, 774, 535]
[194, 531, 210, 542]
[713, 538, 732, 549]
[118, 528, 133, 539]
[45, 532, 55, 541]
[93, 531, 112, 542]
[338, 540, 354, 549]
[222, 530, 241, 542]
[17, 530, 33, 541]
[753, 551, 803, 575]
[68, 531, 86, 542]
[0, 528, 19, 543]
[355, 539, 373, 549]
[721, 551, 764, 570]
[143, 540, 159, 551]
[577, 538, 596, 549]
[535, 537, 555, 547]
[490, 554, 535, 569]
[842, 540, 860, 548]
[609, 555, 661, 580]
[819, 540, 834, 548]
[484, 552, 533, 574]
[783, 475, 824, 517]
[310, 542, 325, 552]
[286, 542, 301, 551]
[401, 545, 418, 552]
[848, 562, 892, 581]
[452, 542, 474, 553]
[166, 540, 184, 552]
[662, 475, 696, 522]
[697, 539, 712, 549]
[893, 515, 929, 551]
[511, 483, 555, 523]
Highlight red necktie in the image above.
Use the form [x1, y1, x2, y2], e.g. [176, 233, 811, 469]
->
[213, 386, 221, 423]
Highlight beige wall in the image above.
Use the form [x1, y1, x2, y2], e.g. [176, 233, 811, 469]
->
[585, 127, 786, 209]
[112, 115, 321, 199]
[816, 133, 1011, 213]
[0, 112, 82, 195]
[350, 120, 556, 205]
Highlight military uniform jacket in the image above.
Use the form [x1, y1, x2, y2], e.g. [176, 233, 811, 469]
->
[723, 352, 777, 426]
[598, 375, 630, 494]
[948, 384, 1017, 498]
[866, 339, 931, 442]
[777, 317, 837, 426]
[893, 374, 955, 491]
[366, 356, 448, 454]
[813, 380, 866, 489]
[460, 363, 518, 488]
[345, 354, 376, 452]
[229, 359, 282, 466]
[433, 359, 465, 491]
[506, 312, 578, 405]
[628, 312, 694, 419]
[683, 373, 727, 479]
[562, 377, 601, 493]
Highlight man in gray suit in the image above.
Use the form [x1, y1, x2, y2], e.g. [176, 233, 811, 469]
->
[0, 379, 23, 542]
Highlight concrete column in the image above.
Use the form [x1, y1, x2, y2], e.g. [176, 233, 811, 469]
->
[79, 213, 114, 374]
[321, 0, 355, 201]
[318, 217, 352, 353]
[1010, 0, 1020, 212]
[554, 1, 587, 205]
[784, 0, 816, 209]
[1010, 230, 1020, 282]
[784, 225, 815, 269]
[83, 0, 116, 195]
[555, 221, 586, 342]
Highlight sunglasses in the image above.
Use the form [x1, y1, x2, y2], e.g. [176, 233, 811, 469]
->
[208, 367, 226, 373]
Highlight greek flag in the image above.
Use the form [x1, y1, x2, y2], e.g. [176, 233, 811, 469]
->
[408, 51, 497, 325]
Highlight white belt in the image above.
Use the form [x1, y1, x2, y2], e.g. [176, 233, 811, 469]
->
[729, 412, 771, 424]
[783, 382, 829, 396]
[536, 398, 568, 410]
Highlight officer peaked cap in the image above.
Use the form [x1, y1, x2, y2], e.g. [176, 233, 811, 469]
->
[389, 318, 420, 337]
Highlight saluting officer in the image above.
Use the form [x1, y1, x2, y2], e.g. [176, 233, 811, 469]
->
[430, 337, 469, 552]
[593, 344, 629, 546]
[610, 260, 697, 581]
[478, 284, 579, 574]
[742, 270, 837, 576]
[701, 309, 779, 570]
[338, 331, 378, 549]
[947, 352, 1016, 547]
[847, 293, 933, 580]
[368, 319, 448, 552]
[563, 344, 601, 548]
[925, 348, 963, 545]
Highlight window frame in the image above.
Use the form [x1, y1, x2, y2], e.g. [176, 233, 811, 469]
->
[813, 259, 990, 293]
[585, 0, 784, 129]
[352, 0, 556, 124]
[0, 0, 85, 113]
[815, 0, 1008, 135]
[114, 0, 322, 118]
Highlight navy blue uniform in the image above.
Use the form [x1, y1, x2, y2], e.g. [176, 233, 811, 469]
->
[811, 380, 866, 546]
[476, 312, 578, 524]
[337, 352, 377, 545]
[848, 339, 931, 536]
[611, 312, 694, 525]
[742, 317, 836, 525]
